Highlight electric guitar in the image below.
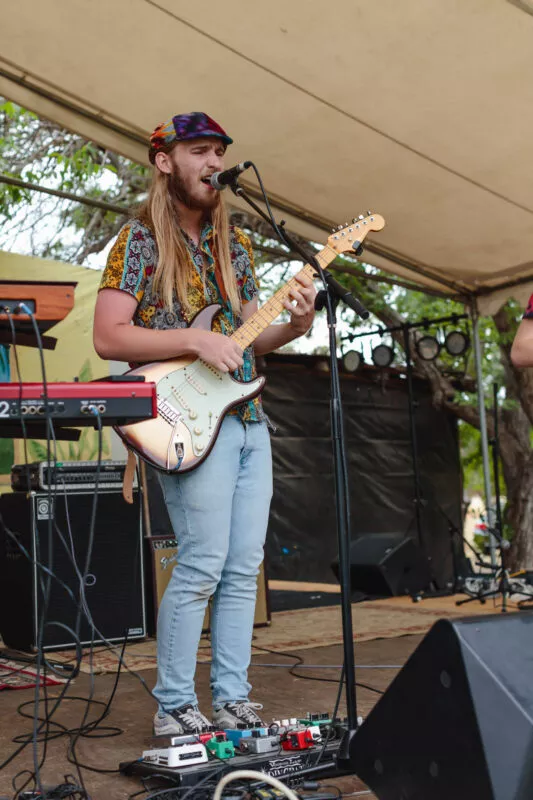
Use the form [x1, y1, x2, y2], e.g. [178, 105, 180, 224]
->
[115, 213, 385, 472]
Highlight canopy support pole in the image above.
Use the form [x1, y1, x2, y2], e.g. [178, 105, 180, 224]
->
[470, 298, 497, 567]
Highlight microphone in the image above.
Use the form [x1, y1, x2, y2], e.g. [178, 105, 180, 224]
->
[209, 161, 252, 190]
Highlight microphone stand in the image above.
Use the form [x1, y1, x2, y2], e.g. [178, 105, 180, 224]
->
[229, 179, 369, 767]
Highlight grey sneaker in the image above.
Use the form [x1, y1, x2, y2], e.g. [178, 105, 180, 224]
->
[212, 701, 265, 729]
[153, 703, 213, 737]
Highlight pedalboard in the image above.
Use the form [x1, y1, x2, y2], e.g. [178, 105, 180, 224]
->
[121, 738, 345, 787]
[122, 711, 350, 788]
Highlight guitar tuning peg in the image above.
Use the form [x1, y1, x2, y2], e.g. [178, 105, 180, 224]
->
[331, 228, 337, 233]
[337, 224, 343, 231]
[352, 218, 356, 224]
[358, 215, 365, 220]
[366, 210, 372, 216]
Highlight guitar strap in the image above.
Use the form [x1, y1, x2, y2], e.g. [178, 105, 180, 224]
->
[122, 447, 137, 504]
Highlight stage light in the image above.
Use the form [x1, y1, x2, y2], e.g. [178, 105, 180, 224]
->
[343, 350, 362, 373]
[445, 330, 470, 356]
[371, 344, 394, 368]
[415, 335, 440, 362]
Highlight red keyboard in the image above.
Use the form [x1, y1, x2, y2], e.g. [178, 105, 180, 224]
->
[0, 379, 157, 431]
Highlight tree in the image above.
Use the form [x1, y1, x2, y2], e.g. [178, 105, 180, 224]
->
[0, 99, 148, 263]
[2, 100, 532, 569]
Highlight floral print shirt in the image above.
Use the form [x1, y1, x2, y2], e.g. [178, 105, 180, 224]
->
[99, 218, 263, 422]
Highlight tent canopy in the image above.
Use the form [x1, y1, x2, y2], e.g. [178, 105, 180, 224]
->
[2, 0, 533, 312]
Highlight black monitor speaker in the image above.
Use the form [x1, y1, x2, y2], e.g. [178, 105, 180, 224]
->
[332, 533, 431, 596]
[351, 612, 533, 800]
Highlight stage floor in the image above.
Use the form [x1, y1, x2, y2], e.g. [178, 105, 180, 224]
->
[0, 592, 522, 798]
[0, 636, 411, 799]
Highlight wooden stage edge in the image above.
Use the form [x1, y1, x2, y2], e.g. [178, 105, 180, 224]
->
[268, 580, 341, 593]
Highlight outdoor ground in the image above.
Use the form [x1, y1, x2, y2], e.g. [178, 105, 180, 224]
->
[0, 634, 426, 800]
[1, 588, 521, 800]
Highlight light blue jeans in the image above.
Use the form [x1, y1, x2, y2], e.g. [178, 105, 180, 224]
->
[153, 416, 273, 712]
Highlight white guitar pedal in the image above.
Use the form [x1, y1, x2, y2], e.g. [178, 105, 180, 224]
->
[142, 742, 208, 768]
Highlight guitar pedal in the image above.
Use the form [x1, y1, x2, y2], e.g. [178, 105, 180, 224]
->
[240, 731, 280, 754]
[170, 730, 222, 747]
[206, 734, 235, 760]
[281, 728, 315, 751]
[142, 742, 208, 768]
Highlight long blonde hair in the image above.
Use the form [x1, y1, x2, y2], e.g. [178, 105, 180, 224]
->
[137, 157, 241, 316]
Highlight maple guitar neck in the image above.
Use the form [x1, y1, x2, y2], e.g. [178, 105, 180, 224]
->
[231, 244, 337, 351]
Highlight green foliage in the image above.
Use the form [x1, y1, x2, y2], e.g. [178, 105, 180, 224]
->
[459, 419, 507, 499]
[0, 98, 149, 264]
[0, 438, 14, 474]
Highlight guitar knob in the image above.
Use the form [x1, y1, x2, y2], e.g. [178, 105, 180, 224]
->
[189, 411, 198, 420]
[193, 427, 203, 435]
[195, 444, 205, 453]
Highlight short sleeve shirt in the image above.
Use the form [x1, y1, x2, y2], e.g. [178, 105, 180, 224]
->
[99, 218, 263, 422]
[523, 295, 533, 319]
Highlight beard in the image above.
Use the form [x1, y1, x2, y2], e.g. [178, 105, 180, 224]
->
[170, 164, 219, 212]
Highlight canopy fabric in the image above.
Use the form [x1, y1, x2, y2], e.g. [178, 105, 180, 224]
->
[2, 0, 533, 310]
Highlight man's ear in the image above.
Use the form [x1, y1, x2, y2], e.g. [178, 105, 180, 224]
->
[154, 151, 173, 174]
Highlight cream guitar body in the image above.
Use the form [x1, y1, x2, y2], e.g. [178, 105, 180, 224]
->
[115, 213, 385, 473]
[115, 305, 265, 472]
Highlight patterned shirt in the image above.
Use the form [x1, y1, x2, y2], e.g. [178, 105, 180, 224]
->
[99, 218, 263, 422]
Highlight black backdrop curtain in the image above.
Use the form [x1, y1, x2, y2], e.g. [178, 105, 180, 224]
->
[262, 355, 463, 590]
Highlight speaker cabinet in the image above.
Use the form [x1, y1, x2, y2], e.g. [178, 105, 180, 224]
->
[145, 535, 270, 636]
[0, 490, 146, 651]
[332, 533, 431, 596]
[351, 612, 533, 800]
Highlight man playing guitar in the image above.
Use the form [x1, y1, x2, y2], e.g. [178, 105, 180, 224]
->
[511, 295, 533, 367]
[93, 112, 316, 736]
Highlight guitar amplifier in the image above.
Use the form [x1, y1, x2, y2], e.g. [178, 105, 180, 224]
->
[145, 536, 270, 636]
[141, 463, 270, 634]
[0, 489, 146, 651]
[11, 460, 137, 493]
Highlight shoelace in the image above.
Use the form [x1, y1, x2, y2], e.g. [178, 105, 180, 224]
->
[180, 705, 211, 731]
[229, 701, 264, 724]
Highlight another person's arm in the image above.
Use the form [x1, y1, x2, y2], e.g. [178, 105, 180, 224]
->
[510, 294, 533, 368]
[511, 318, 533, 368]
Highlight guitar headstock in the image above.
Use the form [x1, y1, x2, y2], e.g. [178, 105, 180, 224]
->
[327, 213, 385, 254]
